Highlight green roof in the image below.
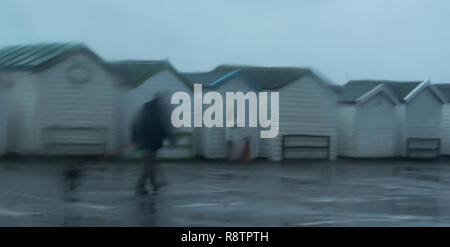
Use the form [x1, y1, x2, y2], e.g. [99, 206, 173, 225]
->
[0, 43, 82, 69]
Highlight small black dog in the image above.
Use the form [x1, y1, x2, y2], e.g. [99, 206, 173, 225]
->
[64, 160, 85, 191]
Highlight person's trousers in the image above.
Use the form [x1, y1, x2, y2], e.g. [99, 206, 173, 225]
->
[226, 140, 233, 160]
[136, 150, 158, 190]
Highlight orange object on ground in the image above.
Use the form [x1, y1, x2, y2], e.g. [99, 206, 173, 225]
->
[240, 139, 251, 162]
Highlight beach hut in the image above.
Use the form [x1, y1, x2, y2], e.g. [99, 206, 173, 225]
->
[184, 67, 258, 160]
[184, 65, 338, 161]
[434, 84, 450, 155]
[0, 76, 12, 155]
[345, 80, 446, 158]
[334, 83, 399, 157]
[112, 60, 194, 159]
[0, 43, 122, 155]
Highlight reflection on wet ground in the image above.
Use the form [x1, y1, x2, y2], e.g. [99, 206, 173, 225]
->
[1, 158, 450, 226]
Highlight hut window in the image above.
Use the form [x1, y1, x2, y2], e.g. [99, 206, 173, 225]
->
[66, 64, 91, 84]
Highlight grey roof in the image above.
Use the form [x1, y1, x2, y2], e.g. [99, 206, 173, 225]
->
[0, 43, 83, 69]
[183, 65, 311, 90]
[110, 60, 169, 85]
[183, 70, 234, 86]
[213, 65, 310, 90]
[381, 81, 422, 99]
[339, 80, 422, 102]
[435, 84, 450, 102]
[329, 84, 343, 94]
[336, 83, 379, 102]
[111, 60, 193, 89]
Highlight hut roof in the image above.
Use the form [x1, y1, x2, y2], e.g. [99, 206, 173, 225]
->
[339, 80, 423, 102]
[110, 60, 192, 90]
[183, 65, 325, 91]
[0, 43, 108, 72]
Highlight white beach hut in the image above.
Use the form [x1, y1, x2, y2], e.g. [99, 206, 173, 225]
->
[434, 84, 450, 155]
[0, 76, 12, 155]
[185, 67, 258, 160]
[113, 60, 195, 159]
[334, 83, 399, 157]
[0, 43, 123, 155]
[185, 65, 338, 161]
[345, 80, 446, 158]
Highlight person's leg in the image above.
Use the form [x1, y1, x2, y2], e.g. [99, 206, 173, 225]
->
[148, 150, 159, 191]
[136, 151, 154, 194]
[226, 141, 230, 160]
[229, 141, 234, 161]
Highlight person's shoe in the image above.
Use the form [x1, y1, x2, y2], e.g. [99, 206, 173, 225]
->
[135, 187, 149, 195]
[152, 185, 160, 193]
[152, 180, 166, 191]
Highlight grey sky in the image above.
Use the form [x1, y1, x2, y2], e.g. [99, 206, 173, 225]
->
[1, 0, 449, 84]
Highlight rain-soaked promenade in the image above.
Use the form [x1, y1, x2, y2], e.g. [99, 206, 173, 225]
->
[1, 158, 450, 226]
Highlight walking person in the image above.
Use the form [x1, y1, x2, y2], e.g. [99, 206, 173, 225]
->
[132, 92, 174, 195]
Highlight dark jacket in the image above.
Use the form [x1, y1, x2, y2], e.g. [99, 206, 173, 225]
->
[132, 98, 173, 151]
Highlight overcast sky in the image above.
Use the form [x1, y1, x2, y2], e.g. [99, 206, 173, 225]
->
[1, 0, 449, 84]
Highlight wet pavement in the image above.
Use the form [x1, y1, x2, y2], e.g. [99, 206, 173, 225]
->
[1, 158, 450, 226]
